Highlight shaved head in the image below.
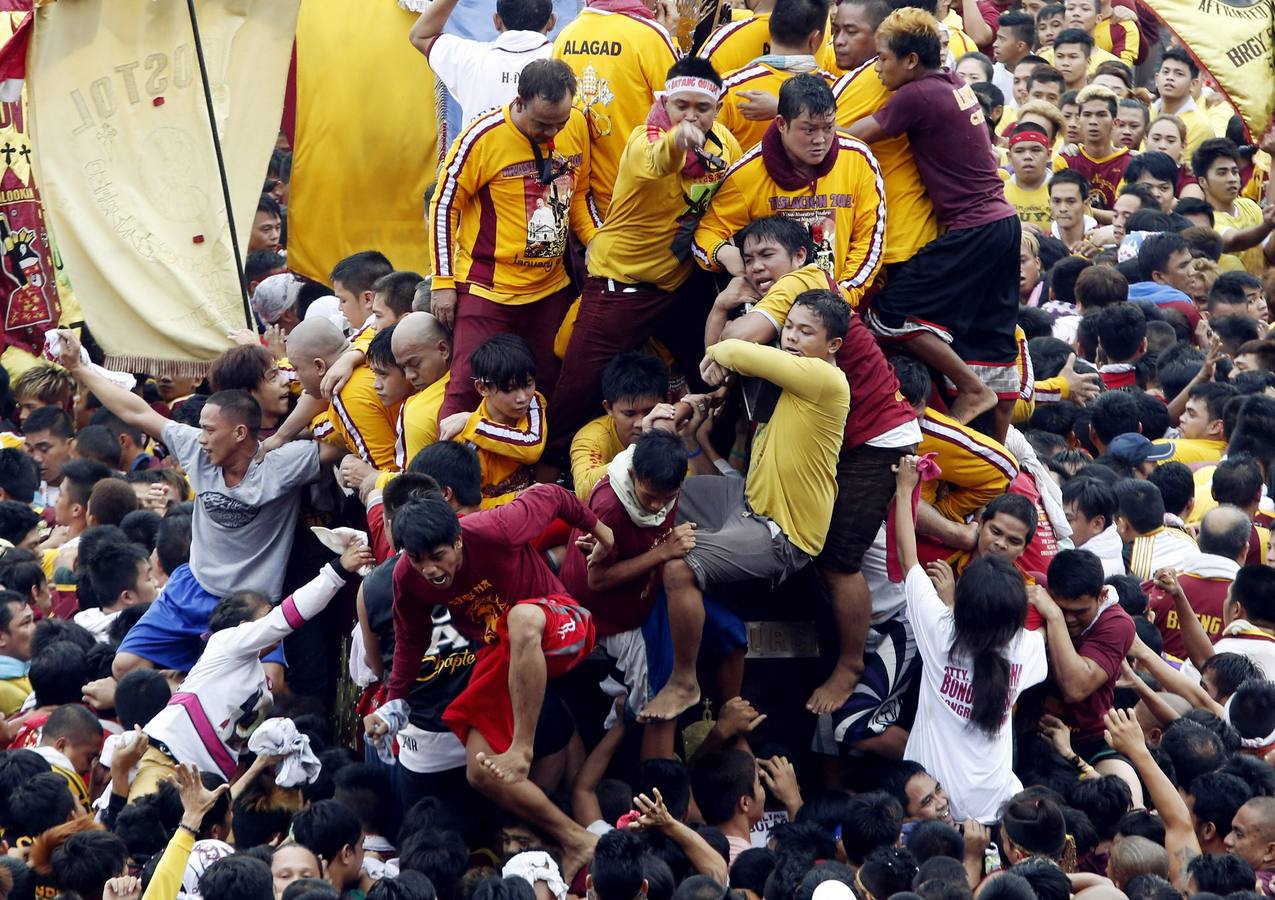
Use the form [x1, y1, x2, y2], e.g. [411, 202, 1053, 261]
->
[391, 312, 451, 391]
[391, 312, 449, 353]
[286, 317, 348, 364]
[1199, 504, 1253, 562]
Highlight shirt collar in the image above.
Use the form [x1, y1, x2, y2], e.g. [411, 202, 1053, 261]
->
[493, 31, 552, 50]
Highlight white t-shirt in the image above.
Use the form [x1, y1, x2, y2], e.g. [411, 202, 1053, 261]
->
[426, 30, 553, 128]
[903, 565, 1049, 823]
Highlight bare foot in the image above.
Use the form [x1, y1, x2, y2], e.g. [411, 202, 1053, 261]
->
[476, 745, 533, 784]
[637, 678, 700, 722]
[806, 666, 861, 716]
[560, 830, 599, 883]
[948, 383, 998, 425]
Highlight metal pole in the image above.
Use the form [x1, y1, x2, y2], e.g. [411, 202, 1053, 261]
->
[185, 0, 253, 328]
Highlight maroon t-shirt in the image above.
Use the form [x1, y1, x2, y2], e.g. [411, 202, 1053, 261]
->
[1146, 573, 1231, 660]
[1059, 147, 1133, 210]
[1056, 603, 1136, 745]
[872, 69, 1015, 230]
[838, 312, 919, 448]
[387, 484, 598, 703]
[560, 478, 675, 637]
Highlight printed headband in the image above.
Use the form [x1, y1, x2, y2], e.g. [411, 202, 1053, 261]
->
[664, 76, 722, 101]
[1009, 129, 1050, 148]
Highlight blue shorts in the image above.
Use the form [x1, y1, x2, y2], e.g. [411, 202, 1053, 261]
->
[641, 589, 748, 695]
[119, 564, 286, 671]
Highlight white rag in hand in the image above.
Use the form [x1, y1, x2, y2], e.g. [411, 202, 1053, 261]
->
[368, 698, 409, 765]
[43, 332, 135, 391]
[247, 717, 321, 787]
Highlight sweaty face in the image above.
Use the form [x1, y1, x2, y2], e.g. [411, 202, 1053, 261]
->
[743, 236, 803, 295]
[905, 772, 953, 823]
[874, 41, 911, 91]
[198, 402, 243, 468]
[287, 351, 324, 399]
[412, 539, 464, 589]
[1146, 120, 1184, 162]
[515, 93, 575, 145]
[831, 3, 877, 71]
[370, 360, 415, 409]
[272, 845, 321, 899]
[248, 211, 282, 253]
[781, 303, 835, 359]
[395, 342, 450, 392]
[606, 394, 661, 447]
[24, 429, 71, 484]
[1052, 591, 1102, 637]
[976, 512, 1031, 562]
[778, 109, 837, 170]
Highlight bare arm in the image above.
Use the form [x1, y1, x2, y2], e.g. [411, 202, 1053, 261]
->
[1029, 587, 1110, 703]
[263, 392, 328, 449]
[894, 457, 921, 573]
[844, 116, 889, 144]
[356, 586, 383, 680]
[631, 790, 730, 885]
[55, 330, 170, 442]
[409, 0, 462, 56]
[1156, 569, 1215, 670]
[959, 0, 994, 48]
[571, 700, 627, 827]
[1128, 637, 1224, 715]
[706, 277, 763, 347]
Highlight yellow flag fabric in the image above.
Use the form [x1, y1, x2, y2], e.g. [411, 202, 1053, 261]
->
[28, 0, 300, 373]
[287, 2, 439, 285]
[1142, 0, 1274, 139]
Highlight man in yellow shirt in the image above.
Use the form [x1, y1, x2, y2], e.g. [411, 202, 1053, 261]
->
[286, 318, 400, 471]
[570, 351, 667, 500]
[1066, 0, 1138, 66]
[1193, 137, 1275, 276]
[831, 0, 938, 267]
[1152, 48, 1215, 157]
[1001, 126, 1052, 227]
[332, 251, 394, 354]
[639, 291, 849, 722]
[552, 0, 679, 218]
[693, 75, 886, 306]
[717, 0, 837, 152]
[698, 0, 774, 74]
[551, 58, 741, 439]
[429, 60, 596, 420]
[393, 312, 453, 465]
[0, 593, 33, 717]
[1154, 381, 1236, 465]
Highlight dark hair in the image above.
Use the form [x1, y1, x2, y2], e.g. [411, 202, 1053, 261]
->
[1027, 65, 1065, 93]
[1187, 854, 1255, 895]
[292, 799, 363, 864]
[777, 73, 836, 121]
[1227, 680, 1275, 743]
[957, 51, 994, 82]
[200, 855, 274, 900]
[1201, 653, 1265, 698]
[329, 250, 393, 296]
[738, 215, 816, 263]
[1067, 776, 1132, 841]
[601, 352, 669, 406]
[0, 500, 39, 547]
[73, 425, 121, 469]
[631, 430, 690, 495]
[1215, 317, 1263, 353]
[0, 448, 39, 504]
[770, 0, 830, 46]
[1234, 369, 1275, 396]
[1173, 196, 1214, 227]
[1187, 772, 1251, 838]
[982, 493, 1037, 543]
[978, 873, 1035, 900]
[1126, 151, 1179, 188]
[1209, 271, 1263, 312]
[154, 512, 192, 576]
[1011, 857, 1071, 900]
[471, 333, 536, 392]
[691, 749, 758, 826]
[393, 497, 462, 560]
[205, 389, 262, 438]
[496, 0, 553, 30]
[1231, 564, 1275, 623]
[84, 540, 149, 610]
[859, 846, 919, 899]
[731, 848, 776, 895]
[791, 290, 850, 341]
[1159, 45, 1198, 76]
[0, 588, 27, 636]
[23, 405, 72, 439]
[591, 830, 647, 900]
[951, 556, 1027, 736]
[29, 640, 88, 706]
[1001, 795, 1067, 858]
[1139, 232, 1190, 282]
[51, 828, 128, 898]
[208, 589, 270, 633]
[367, 326, 400, 373]
[517, 58, 577, 103]
[8, 771, 73, 837]
[367, 872, 438, 900]
[1160, 719, 1225, 787]
[334, 764, 400, 842]
[1117, 810, 1166, 845]
[840, 791, 903, 865]
[113, 799, 168, 867]
[1046, 549, 1104, 602]
[891, 356, 931, 407]
[1191, 137, 1243, 179]
[398, 829, 468, 900]
[120, 509, 162, 552]
[997, 9, 1034, 43]
[59, 458, 111, 508]
[1220, 754, 1275, 798]
[1048, 256, 1092, 305]
[1061, 478, 1116, 532]
[1053, 27, 1094, 51]
[113, 668, 172, 730]
[1048, 167, 1089, 199]
[635, 758, 692, 822]
[905, 821, 965, 864]
[1114, 479, 1164, 534]
[1096, 303, 1146, 362]
[208, 344, 278, 394]
[408, 442, 481, 509]
[665, 55, 724, 89]
[1146, 461, 1194, 518]
[1074, 266, 1128, 310]
[372, 271, 425, 323]
[1197, 505, 1253, 560]
[1119, 182, 1160, 211]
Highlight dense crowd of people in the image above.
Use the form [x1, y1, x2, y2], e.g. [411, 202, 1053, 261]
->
[0, 0, 1271, 898]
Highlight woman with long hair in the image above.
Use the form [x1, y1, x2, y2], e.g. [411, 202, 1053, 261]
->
[893, 456, 1048, 822]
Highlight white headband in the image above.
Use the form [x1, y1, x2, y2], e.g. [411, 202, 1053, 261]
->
[664, 76, 722, 101]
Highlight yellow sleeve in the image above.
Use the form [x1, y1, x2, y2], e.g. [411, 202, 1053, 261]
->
[932, 452, 1012, 521]
[568, 114, 600, 242]
[1033, 375, 1070, 403]
[1115, 21, 1139, 66]
[460, 393, 548, 465]
[1051, 154, 1067, 173]
[569, 419, 616, 501]
[428, 126, 483, 289]
[643, 126, 688, 179]
[692, 170, 748, 271]
[708, 339, 845, 402]
[141, 828, 195, 900]
[351, 323, 377, 354]
[1011, 397, 1035, 424]
[837, 141, 887, 304]
[334, 370, 400, 470]
[717, 95, 749, 149]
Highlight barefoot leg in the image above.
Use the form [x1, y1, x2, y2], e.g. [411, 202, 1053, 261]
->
[477, 603, 549, 785]
[905, 332, 996, 424]
[807, 569, 871, 716]
[639, 559, 704, 722]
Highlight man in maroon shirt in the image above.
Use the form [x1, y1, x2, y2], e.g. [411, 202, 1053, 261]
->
[1030, 549, 1136, 759]
[1146, 505, 1251, 661]
[847, 7, 1021, 442]
[364, 483, 614, 879]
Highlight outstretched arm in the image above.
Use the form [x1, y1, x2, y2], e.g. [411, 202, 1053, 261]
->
[409, 0, 462, 56]
[894, 456, 921, 573]
[55, 330, 170, 443]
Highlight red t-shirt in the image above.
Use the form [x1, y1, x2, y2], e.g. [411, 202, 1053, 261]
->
[1011, 472, 1060, 577]
[1057, 604, 1136, 744]
[560, 478, 675, 637]
[1145, 573, 1231, 660]
[386, 484, 598, 703]
[873, 69, 1016, 230]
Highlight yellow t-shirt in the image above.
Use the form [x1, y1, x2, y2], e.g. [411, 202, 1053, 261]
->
[1152, 437, 1227, 465]
[942, 11, 979, 59]
[329, 364, 400, 470]
[400, 372, 450, 467]
[705, 339, 849, 556]
[351, 321, 377, 354]
[587, 121, 742, 292]
[428, 105, 596, 304]
[1212, 197, 1266, 276]
[0, 675, 29, 717]
[1001, 172, 1052, 229]
[570, 414, 625, 501]
[692, 135, 886, 306]
[697, 13, 770, 75]
[1092, 17, 1140, 66]
[718, 63, 836, 152]
[553, 8, 680, 218]
[919, 408, 1019, 522]
[833, 64, 937, 264]
[1150, 102, 1216, 158]
[457, 391, 548, 508]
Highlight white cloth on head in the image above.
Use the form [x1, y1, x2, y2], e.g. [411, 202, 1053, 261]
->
[503, 851, 568, 900]
[246, 717, 321, 787]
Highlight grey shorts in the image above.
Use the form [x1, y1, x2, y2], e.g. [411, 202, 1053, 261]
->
[675, 475, 810, 590]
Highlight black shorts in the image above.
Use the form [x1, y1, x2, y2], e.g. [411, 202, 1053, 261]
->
[866, 214, 1021, 367]
[818, 442, 915, 573]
